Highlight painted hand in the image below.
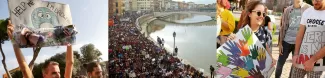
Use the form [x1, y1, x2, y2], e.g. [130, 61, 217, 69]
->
[257, 47, 267, 70]
[244, 56, 254, 71]
[216, 63, 232, 78]
[241, 27, 253, 45]
[223, 41, 241, 55]
[237, 39, 250, 56]
[228, 54, 245, 68]
[232, 67, 250, 78]
[217, 50, 230, 66]
[249, 45, 259, 59]
[248, 65, 264, 78]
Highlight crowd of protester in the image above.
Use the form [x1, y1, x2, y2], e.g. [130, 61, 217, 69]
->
[109, 12, 206, 78]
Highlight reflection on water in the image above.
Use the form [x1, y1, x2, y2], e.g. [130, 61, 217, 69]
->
[163, 14, 213, 23]
[147, 14, 216, 74]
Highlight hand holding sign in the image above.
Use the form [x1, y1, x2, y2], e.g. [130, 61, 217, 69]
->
[217, 50, 230, 66]
[7, 20, 14, 41]
[223, 41, 241, 55]
[249, 65, 264, 78]
[303, 59, 316, 71]
[249, 45, 259, 59]
[241, 27, 253, 45]
[228, 54, 245, 68]
[236, 39, 250, 56]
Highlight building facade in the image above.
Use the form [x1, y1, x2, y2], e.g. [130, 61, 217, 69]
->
[124, 0, 131, 11]
[187, 2, 195, 9]
[109, 0, 124, 16]
[137, 0, 153, 11]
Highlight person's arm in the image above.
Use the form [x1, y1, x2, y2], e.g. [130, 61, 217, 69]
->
[221, 11, 235, 31]
[294, 25, 306, 55]
[267, 22, 273, 31]
[310, 46, 325, 62]
[64, 44, 74, 78]
[7, 20, 33, 78]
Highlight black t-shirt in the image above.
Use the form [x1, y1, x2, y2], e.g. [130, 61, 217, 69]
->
[264, 16, 271, 27]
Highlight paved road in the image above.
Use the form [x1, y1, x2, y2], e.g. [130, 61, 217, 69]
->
[232, 11, 325, 78]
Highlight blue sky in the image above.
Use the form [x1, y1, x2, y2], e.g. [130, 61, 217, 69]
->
[0, 0, 108, 76]
[173, 0, 215, 4]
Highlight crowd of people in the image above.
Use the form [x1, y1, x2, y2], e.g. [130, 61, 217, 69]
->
[109, 12, 206, 77]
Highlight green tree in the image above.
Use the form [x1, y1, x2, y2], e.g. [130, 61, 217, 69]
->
[0, 18, 12, 78]
[80, 44, 102, 63]
[11, 51, 81, 78]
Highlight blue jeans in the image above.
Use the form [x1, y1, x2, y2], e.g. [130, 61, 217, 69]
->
[275, 41, 294, 78]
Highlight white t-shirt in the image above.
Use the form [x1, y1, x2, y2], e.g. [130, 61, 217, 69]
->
[298, 7, 325, 71]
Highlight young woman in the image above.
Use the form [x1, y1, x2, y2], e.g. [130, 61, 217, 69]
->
[228, 0, 276, 66]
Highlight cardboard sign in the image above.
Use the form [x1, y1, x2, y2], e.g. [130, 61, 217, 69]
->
[296, 26, 325, 71]
[8, 0, 77, 48]
[216, 25, 274, 78]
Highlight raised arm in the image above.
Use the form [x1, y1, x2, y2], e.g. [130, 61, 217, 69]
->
[7, 20, 33, 78]
[64, 44, 74, 78]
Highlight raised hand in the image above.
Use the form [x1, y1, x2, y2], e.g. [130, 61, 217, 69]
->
[249, 45, 259, 59]
[243, 56, 254, 71]
[236, 39, 250, 56]
[217, 50, 230, 66]
[241, 27, 254, 46]
[257, 47, 267, 70]
[228, 54, 245, 68]
[216, 63, 232, 78]
[223, 41, 241, 55]
[232, 67, 250, 78]
[249, 65, 264, 78]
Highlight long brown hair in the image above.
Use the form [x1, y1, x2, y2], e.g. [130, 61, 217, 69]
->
[237, 0, 265, 30]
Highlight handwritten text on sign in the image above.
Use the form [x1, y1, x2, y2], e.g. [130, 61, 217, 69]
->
[297, 18, 325, 71]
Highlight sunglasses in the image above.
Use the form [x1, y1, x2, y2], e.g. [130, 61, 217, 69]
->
[251, 11, 266, 17]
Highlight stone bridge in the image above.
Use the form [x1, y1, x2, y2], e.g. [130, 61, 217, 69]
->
[150, 19, 217, 26]
[153, 11, 216, 18]
[150, 12, 216, 26]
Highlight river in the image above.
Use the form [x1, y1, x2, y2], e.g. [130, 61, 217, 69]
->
[147, 14, 217, 74]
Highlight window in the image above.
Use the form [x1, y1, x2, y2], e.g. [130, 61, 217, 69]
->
[116, 2, 118, 7]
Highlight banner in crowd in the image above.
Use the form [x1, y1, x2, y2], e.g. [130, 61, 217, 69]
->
[8, 0, 77, 48]
[216, 25, 274, 78]
[296, 25, 325, 71]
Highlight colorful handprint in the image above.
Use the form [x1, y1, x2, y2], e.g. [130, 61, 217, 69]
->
[241, 27, 254, 46]
[257, 47, 267, 70]
[249, 45, 259, 59]
[232, 67, 250, 78]
[223, 41, 241, 55]
[217, 50, 230, 66]
[216, 63, 232, 78]
[228, 54, 245, 68]
[236, 39, 250, 56]
[243, 56, 254, 71]
[248, 65, 264, 78]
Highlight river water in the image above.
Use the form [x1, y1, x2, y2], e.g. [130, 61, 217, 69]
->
[147, 14, 217, 74]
